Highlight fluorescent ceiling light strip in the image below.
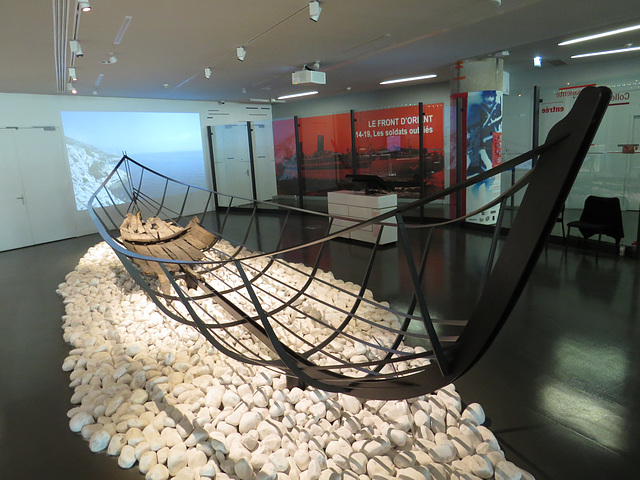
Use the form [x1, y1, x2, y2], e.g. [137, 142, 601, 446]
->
[559, 24, 640, 46]
[277, 91, 318, 100]
[571, 45, 640, 58]
[380, 74, 437, 85]
[114, 16, 132, 45]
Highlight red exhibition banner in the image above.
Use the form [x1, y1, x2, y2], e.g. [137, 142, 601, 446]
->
[354, 103, 445, 198]
[273, 103, 445, 198]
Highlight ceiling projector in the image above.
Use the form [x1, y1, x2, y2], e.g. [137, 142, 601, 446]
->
[292, 70, 326, 85]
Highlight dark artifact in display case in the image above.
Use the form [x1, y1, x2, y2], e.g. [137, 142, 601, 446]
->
[89, 87, 611, 399]
[346, 174, 392, 194]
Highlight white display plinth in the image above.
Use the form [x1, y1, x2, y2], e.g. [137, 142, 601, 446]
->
[327, 190, 398, 245]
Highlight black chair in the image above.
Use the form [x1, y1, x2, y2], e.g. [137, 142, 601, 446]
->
[566, 196, 624, 255]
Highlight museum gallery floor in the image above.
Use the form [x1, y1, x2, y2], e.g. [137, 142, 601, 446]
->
[1, 220, 638, 480]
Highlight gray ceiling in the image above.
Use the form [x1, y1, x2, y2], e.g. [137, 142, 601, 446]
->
[3, 0, 640, 103]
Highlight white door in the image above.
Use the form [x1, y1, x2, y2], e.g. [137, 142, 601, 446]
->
[15, 129, 76, 244]
[213, 123, 253, 206]
[0, 130, 35, 250]
[0, 128, 77, 251]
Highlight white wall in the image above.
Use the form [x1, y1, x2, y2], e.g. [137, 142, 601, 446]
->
[0, 93, 275, 249]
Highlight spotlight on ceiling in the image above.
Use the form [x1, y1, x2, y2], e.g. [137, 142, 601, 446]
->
[237, 47, 246, 61]
[69, 40, 83, 57]
[204, 67, 212, 79]
[533, 56, 542, 67]
[78, 1, 91, 12]
[69, 67, 77, 82]
[67, 82, 78, 94]
[309, 1, 322, 21]
[490, 0, 501, 6]
[99, 53, 118, 64]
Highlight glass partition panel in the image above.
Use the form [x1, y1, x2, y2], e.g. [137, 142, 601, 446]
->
[251, 121, 278, 204]
[298, 113, 352, 200]
[272, 118, 298, 203]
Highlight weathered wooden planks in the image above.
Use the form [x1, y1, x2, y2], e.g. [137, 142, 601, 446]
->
[119, 213, 217, 293]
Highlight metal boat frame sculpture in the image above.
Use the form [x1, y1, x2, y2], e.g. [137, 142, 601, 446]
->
[89, 86, 611, 400]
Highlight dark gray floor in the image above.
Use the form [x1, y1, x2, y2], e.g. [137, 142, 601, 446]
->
[0, 223, 637, 479]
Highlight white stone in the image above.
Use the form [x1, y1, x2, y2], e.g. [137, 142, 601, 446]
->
[460, 403, 485, 426]
[366, 456, 395, 477]
[294, 449, 311, 470]
[239, 411, 263, 434]
[341, 395, 361, 415]
[168, 444, 188, 476]
[89, 429, 111, 452]
[449, 429, 474, 458]
[388, 428, 408, 447]
[241, 431, 260, 451]
[174, 466, 196, 480]
[201, 460, 218, 478]
[131, 389, 149, 404]
[105, 395, 126, 417]
[257, 462, 278, 480]
[396, 466, 431, 480]
[307, 459, 322, 480]
[361, 438, 391, 458]
[348, 452, 368, 474]
[146, 463, 170, 480]
[393, 451, 416, 469]
[494, 461, 523, 480]
[107, 433, 127, 456]
[162, 427, 183, 448]
[269, 450, 290, 472]
[221, 390, 241, 408]
[428, 442, 457, 464]
[118, 444, 137, 469]
[255, 371, 273, 387]
[188, 449, 208, 468]
[205, 387, 225, 409]
[461, 454, 493, 479]
[69, 411, 94, 432]
[235, 458, 253, 480]
[139, 451, 158, 475]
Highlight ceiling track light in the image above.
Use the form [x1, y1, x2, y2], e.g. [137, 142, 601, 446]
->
[236, 46, 246, 61]
[69, 40, 83, 58]
[67, 82, 78, 94]
[69, 67, 77, 82]
[204, 67, 212, 79]
[309, 1, 322, 21]
[78, 1, 91, 12]
[533, 56, 542, 67]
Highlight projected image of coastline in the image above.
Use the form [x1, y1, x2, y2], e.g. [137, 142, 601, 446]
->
[61, 111, 206, 211]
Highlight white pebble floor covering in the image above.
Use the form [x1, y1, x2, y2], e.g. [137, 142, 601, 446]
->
[57, 242, 535, 480]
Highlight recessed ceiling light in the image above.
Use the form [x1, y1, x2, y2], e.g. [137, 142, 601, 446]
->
[380, 74, 437, 85]
[114, 16, 133, 45]
[277, 91, 318, 100]
[571, 45, 640, 58]
[559, 24, 640, 46]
